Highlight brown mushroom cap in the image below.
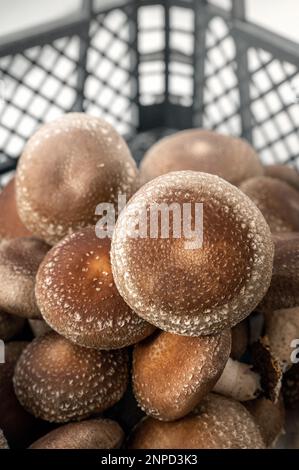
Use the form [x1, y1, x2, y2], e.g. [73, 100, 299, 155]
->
[140, 129, 263, 186]
[111, 171, 274, 336]
[0, 177, 32, 242]
[0, 310, 24, 341]
[264, 164, 299, 191]
[133, 330, 231, 421]
[240, 176, 299, 233]
[259, 233, 299, 312]
[231, 319, 249, 359]
[13, 332, 129, 423]
[244, 396, 285, 447]
[0, 429, 8, 449]
[29, 419, 124, 449]
[264, 307, 299, 370]
[128, 393, 265, 449]
[16, 113, 139, 245]
[0, 237, 49, 319]
[0, 341, 51, 448]
[35, 227, 155, 349]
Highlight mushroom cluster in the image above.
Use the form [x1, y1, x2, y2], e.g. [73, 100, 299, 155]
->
[0, 115, 298, 449]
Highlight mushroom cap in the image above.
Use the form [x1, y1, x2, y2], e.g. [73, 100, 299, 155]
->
[0, 310, 24, 341]
[128, 393, 265, 449]
[244, 395, 285, 447]
[240, 176, 299, 233]
[0, 341, 52, 448]
[264, 164, 299, 191]
[140, 129, 263, 186]
[111, 171, 274, 336]
[264, 307, 299, 369]
[13, 332, 129, 423]
[35, 227, 155, 349]
[231, 319, 249, 360]
[133, 330, 231, 421]
[29, 419, 124, 449]
[0, 237, 49, 318]
[0, 429, 8, 449]
[16, 113, 139, 245]
[259, 233, 299, 312]
[0, 177, 32, 241]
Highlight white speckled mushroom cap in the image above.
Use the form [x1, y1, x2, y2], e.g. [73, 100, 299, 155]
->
[16, 113, 139, 245]
[13, 332, 129, 423]
[128, 393, 265, 449]
[111, 171, 274, 336]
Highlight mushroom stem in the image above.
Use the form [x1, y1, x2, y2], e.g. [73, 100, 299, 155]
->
[213, 358, 261, 401]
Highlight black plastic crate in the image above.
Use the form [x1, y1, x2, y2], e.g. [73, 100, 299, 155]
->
[0, 0, 298, 179]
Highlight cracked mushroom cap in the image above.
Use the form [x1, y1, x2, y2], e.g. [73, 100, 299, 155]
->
[29, 419, 124, 449]
[140, 129, 263, 186]
[111, 171, 274, 336]
[240, 176, 299, 233]
[0, 310, 24, 341]
[0, 237, 49, 319]
[132, 330, 231, 421]
[0, 177, 32, 242]
[13, 332, 129, 423]
[16, 113, 139, 245]
[259, 233, 299, 312]
[35, 227, 155, 349]
[264, 164, 299, 191]
[128, 393, 265, 449]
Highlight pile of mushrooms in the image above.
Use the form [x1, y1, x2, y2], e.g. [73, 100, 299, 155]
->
[0, 115, 298, 449]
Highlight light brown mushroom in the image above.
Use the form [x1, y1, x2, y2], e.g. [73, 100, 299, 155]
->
[0, 310, 24, 341]
[13, 332, 129, 423]
[35, 227, 155, 349]
[0, 177, 32, 242]
[264, 164, 299, 191]
[240, 176, 299, 233]
[244, 395, 285, 447]
[132, 330, 231, 421]
[111, 171, 274, 336]
[128, 393, 265, 449]
[0, 237, 49, 318]
[140, 129, 263, 186]
[259, 233, 299, 312]
[16, 113, 139, 245]
[29, 419, 124, 449]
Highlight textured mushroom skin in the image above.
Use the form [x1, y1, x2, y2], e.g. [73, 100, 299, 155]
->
[0, 237, 49, 319]
[129, 394, 265, 449]
[16, 113, 139, 245]
[13, 332, 129, 423]
[259, 234, 299, 312]
[29, 419, 124, 449]
[111, 171, 274, 336]
[140, 129, 263, 186]
[240, 176, 299, 233]
[35, 227, 155, 349]
[0, 178, 32, 241]
[264, 164, 299, 191]
[133, 330, 231, 420]
[0, 310, 24, 341]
